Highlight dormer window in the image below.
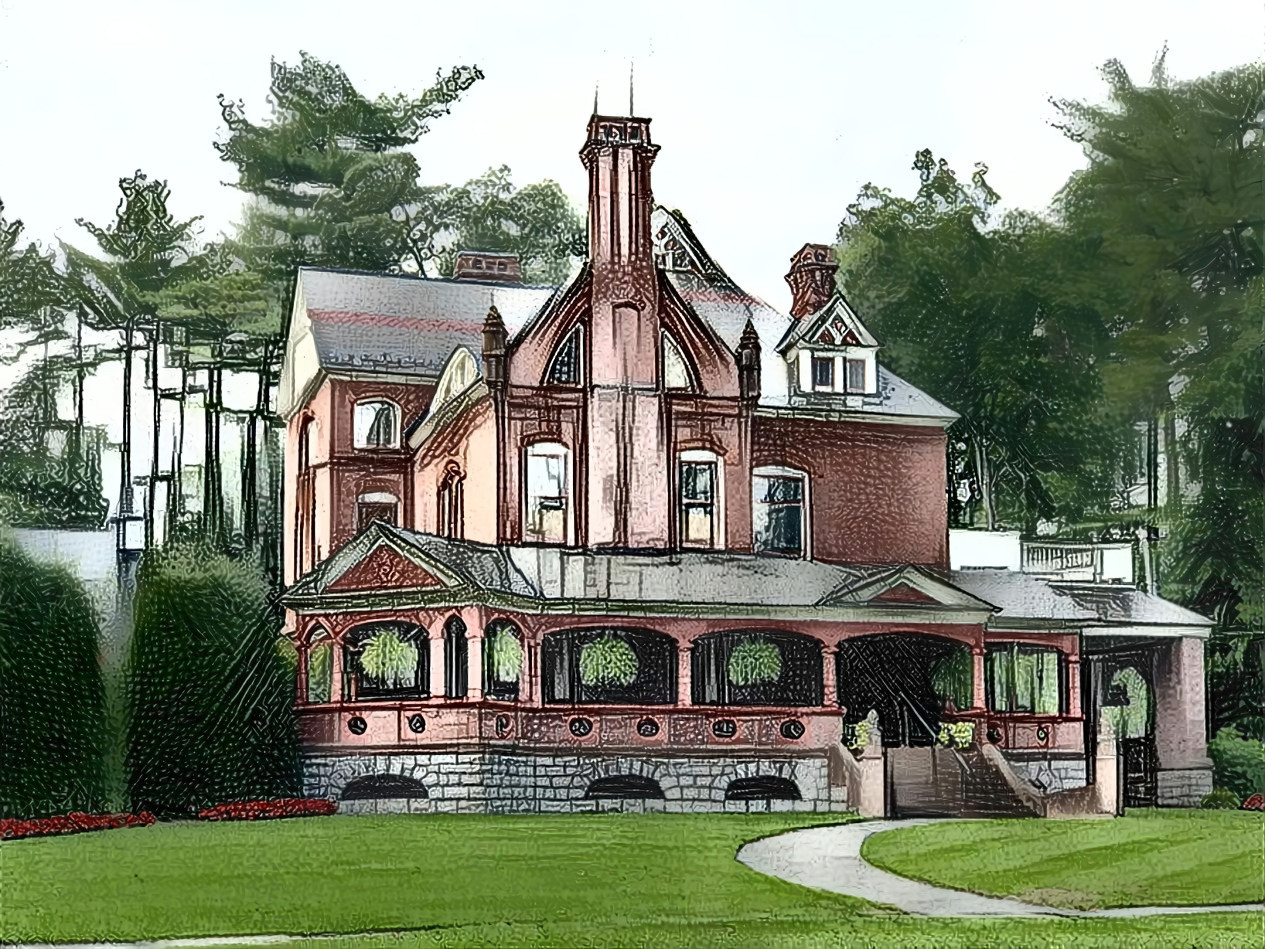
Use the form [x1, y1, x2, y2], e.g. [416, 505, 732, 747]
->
[846, 358, 866, 393]
[812, 356, 834, 390]
[353, 400, 399, 449]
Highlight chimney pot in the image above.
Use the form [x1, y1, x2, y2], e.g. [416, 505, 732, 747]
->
[454, 252, 523, 283]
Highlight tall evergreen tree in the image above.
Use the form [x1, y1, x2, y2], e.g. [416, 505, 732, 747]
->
[0, 538, 110, 818]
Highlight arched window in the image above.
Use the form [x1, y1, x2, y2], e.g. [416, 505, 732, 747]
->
[438, 463, 464, 539]
[584, 775, 664, 799]
[357, 491, 398, 530]
[433, 348, 478, 410]
[677, 449, 723, 549]
[691, 630, 823, 707]
[444, 615, 468, 699]
[343, 623, 428, 701]
[725, 776, 801, 801]
[353, 400, 399, 449]
[306, 631, 333, 704]
[484, 619, 523, 700]
[547, 326, 583, 386]
[752, 466, 809, 558]
[661, 331, 694, 390]
[524, 442, 571, 545]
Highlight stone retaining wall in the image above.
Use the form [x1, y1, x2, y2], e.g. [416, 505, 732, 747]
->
[1001, 751, 1088, 794]
[304, 750, 849, 814]
[1157, 768, 1214, 807]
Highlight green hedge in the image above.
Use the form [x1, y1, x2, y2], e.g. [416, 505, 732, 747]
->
[0, 538, 109, 818]
[125, 543, 299, 817]
[1208, 727, 1265, 800]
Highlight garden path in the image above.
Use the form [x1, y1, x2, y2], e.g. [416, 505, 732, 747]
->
[737, 819, 1265, 918]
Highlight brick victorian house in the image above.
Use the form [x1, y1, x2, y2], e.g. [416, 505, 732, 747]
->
[278, 110, 1213, 815]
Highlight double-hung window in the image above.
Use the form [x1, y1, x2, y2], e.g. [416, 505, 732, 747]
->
[525, 443, 570, 544]
[753, 468, 807, 557]
[678, 451, 721, 548]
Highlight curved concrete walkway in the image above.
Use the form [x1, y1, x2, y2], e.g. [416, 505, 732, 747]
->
[737, 820, 1265, 918]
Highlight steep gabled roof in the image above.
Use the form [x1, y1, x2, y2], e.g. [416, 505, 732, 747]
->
[776, 293, 880, 353]
[298, 266, 558, 377]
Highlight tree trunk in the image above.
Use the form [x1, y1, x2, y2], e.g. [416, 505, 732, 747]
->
[1163, 408, 1180, 509]
[146, 325, 160, 549]
[119, 321, 134, 516]
[973, 435, 996, 531]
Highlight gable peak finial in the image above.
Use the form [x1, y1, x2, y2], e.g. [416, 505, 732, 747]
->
[593, 82, 599, 115]
[629, 61, 634, 116]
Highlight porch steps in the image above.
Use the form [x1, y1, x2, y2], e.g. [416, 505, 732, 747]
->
[892, 747, 1037, 819]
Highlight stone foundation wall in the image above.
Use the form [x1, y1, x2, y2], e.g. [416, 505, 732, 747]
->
[304, 750, 849, 814]
[1001, 752, 1087, 794]
[1157, 768, 1213, 807]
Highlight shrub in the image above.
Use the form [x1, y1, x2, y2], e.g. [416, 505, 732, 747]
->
[197, 798, 337, 821]
[937, 721, 976, 749]
[1208, 727, 1265, 800]
[579, 635, 638, 687]
[0, 811, 154, 841]
[1200, 787, 1242, 809]
[0, 538, 110, 819]
[359, 630, 418, 687]
[125, 543, 300, 818]
[727, 637, 782, 687]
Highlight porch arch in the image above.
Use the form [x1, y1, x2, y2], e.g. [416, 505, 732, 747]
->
[342, 621, 429, 701]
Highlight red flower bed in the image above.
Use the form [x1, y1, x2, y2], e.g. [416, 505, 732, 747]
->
[0, 811, 155, 841]
[1241, 793, 1265, 811]
[197, 798, 337, 821]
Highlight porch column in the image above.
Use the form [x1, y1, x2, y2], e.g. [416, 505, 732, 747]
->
[1153, 636, 1213, 806]
[971, 646, 987, 711]
[296, 641, 308, 704]
[523, 638, 541, 705]
[1066, 651, 1082, 718]
[329, 633, 345, 703]
[677, 639, 692, 706]
[822, 642, 837, 707]
[468, 632, 485, 700]
[428, 625, 445, 699]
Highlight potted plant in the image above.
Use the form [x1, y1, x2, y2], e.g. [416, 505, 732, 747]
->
[936, 721, 975, 749]
[579, 634, 639, 687]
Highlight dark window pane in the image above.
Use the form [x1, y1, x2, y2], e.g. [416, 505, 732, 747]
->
[812, 357, 834, 388]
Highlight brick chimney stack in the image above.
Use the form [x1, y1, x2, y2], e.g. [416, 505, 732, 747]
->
[785, 244, 838, 318]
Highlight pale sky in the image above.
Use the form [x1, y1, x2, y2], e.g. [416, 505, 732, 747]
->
[0, 0, 1261, 308]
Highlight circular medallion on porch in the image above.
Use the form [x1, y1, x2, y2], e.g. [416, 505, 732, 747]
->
[407, 713, 426, 734]
[780, 719, 806, 740]
[496, 714, 512, 737]
[569, 716, 593, 737]
[347, 716, 367, 735]
[636, 717, 660, 738]
[712, 718, 737, 739]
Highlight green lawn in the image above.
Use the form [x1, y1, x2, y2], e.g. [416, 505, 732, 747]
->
[863, 809, 1265, 910]
[1, 813, 1260, 948]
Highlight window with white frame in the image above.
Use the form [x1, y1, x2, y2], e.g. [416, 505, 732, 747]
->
[524, 442, 571, 544]
[678, 449, 722, 548]
[845, 357, 866, 393]
[752, 466, 808, 558]
[811, 356, 834, 390]
[353, 400, 399, 449]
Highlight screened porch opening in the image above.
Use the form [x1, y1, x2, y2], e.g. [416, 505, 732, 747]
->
[342, 622, 429, 701]
[690, 630, 823, 707]
[542, 627, 677, 705]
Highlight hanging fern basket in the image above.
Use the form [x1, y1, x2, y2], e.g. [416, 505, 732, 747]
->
[579, 634, 639, 687]
[727, 637, 782, 687]
[486, 628, 523, 683]
[360, 630, 419, 688]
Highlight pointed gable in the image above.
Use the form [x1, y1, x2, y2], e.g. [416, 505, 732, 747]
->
[326, 544, 450, 593]
[820, 566, 997, 613]
[870, 582, 942, 605]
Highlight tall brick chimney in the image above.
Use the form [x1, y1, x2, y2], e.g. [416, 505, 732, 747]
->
[785, 244, 838, 317]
